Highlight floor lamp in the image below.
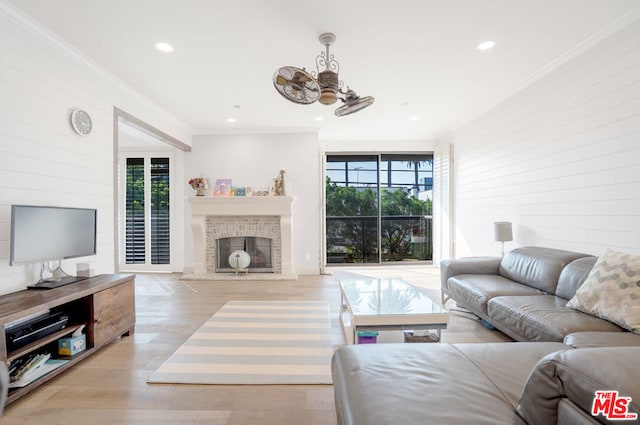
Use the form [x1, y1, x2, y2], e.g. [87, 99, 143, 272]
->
[494, 222, 513, 257]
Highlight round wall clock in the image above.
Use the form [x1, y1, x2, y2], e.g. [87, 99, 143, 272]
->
[70, 109, 92, 136]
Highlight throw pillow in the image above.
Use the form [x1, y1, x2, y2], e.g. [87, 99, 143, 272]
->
[567, 248, 640, 334]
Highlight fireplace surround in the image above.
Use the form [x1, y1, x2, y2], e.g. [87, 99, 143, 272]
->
[185, 196, 296, 280]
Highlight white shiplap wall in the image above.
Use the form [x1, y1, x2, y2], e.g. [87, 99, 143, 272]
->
[451, 17, 640, 258]
[0, 4, 192, 294]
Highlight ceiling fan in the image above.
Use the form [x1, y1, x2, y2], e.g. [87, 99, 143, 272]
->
[273, 32, 374, 117]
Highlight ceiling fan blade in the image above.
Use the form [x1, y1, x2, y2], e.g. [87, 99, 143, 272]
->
[273, 66, 320, 105]
[335, 91, 374, 117]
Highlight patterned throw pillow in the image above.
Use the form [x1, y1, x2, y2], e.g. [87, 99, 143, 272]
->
[567, 248, 640, 334]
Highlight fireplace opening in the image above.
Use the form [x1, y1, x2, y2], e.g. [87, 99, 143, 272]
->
[216, 237, 273, 273]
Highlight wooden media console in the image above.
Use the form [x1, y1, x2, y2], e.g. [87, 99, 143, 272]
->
[0, 274, 135, 404]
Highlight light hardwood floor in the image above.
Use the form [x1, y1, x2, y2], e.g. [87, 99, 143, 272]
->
[2, 266, 510, 425]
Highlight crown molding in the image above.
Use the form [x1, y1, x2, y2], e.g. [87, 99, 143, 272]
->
[0, 0, 191, 132]
[454, 5, 640, 135]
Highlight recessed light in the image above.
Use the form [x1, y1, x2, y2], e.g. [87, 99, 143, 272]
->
[409, 116, 420, 121]
[477, 40, 495, 51]
[227, 118, 237, 123]
[155, 42, 174, 52]
[314, 116, 325, 121]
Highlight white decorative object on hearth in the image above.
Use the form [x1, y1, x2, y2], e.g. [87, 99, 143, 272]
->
[229, 250, 251, 273]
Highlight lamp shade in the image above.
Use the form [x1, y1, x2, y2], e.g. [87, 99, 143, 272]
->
[494, 222, 513, 242]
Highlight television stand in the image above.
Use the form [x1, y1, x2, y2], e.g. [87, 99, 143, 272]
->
[0, 274, 136, 404]
[28, 275, 89, 290]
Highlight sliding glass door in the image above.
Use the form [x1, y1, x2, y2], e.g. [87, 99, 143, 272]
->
[325, 153, 433, 264]
[380, 155, 433, 261]
[326, 156, 379, 263]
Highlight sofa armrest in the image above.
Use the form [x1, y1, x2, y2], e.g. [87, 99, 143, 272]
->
[563, 331, 640, 348]
[440, 257, 502, 292]
[517, 347, 640, 425]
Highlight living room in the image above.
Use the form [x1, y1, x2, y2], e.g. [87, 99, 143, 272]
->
[0, 1, 639, 424]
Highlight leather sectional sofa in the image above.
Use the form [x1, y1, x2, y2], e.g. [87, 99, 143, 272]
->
[441, 246, 638, 344]
[332, 342, 640, 425]
[331, 246, 640, 425]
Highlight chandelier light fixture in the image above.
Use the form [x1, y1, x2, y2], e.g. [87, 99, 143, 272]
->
[273, 32, 374, 117]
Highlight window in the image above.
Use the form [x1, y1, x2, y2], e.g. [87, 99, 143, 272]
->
[120, 154, 173, 271]
[326, 154, 433, 263]
[150, 158, 170, 264]
[125, 158, 145, 264]
[326, 156, 379, 263]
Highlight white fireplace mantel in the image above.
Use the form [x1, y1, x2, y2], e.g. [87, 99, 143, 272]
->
[188, 196, 296, 279]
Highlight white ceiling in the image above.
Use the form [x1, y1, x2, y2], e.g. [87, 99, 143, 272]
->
[7, 0, 640, 141]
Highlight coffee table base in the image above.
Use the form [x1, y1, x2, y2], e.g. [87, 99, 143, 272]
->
[338, 279, 449, 345]
[343, 323, 448, 345]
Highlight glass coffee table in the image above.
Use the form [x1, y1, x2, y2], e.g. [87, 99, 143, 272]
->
[339, 278, 449, 344]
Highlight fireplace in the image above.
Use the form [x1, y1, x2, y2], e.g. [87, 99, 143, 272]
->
[205, 213, 282, 272]
[216, 237, 273, 272]
[185, 196, 296, 280]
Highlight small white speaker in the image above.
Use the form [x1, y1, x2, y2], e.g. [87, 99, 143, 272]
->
[76, 262, 95, 277]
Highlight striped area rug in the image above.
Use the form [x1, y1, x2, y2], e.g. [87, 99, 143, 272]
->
[147, 300, 334, 385]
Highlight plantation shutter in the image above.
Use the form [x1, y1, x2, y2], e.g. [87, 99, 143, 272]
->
[433, 141, 452, 264]
[125, 157, 171, 265]
[125, 158, 145, 264]
[150, 158, 170, 264]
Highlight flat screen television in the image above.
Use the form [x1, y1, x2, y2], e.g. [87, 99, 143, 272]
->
[10, 205, 97, 289]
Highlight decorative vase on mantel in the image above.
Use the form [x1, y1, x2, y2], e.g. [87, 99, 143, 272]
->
[188, 177, 208, 197]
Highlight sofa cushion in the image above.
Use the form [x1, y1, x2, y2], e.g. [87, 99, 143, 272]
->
[555, 256, 597, 300]
[447, 274, 543, 320]
[331, 342, 566, 425]
[499, 247, 592, 294]
[488, 295, 623, 342]
[517, 347, 640, 425]
[557, 399, 598, 425]
[567, 248, 640, 334]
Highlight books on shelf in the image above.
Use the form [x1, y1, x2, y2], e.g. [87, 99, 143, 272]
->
[11, 353, 49, 381]
[8, 353, 69, 388]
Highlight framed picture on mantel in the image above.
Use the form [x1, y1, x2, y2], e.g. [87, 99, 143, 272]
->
[214, 179, 232, 196]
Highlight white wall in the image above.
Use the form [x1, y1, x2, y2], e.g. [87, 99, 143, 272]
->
[0, 4, 192, 294]
[184, 133, 322, 274]
[323, 138, 436, 154]
[450, 17, 640, 258]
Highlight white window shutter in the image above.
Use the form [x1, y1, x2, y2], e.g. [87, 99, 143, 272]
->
[433, 142, 452, 264]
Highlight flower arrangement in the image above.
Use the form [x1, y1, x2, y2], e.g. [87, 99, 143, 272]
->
[188, 177, 207, 189]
